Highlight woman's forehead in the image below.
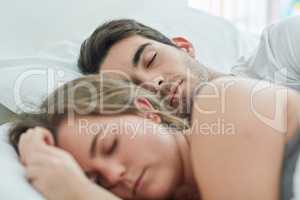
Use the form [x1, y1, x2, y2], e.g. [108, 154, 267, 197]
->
[57, 114, 144, 143]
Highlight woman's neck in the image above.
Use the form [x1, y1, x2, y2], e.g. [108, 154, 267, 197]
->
[173, 129, 201, 200]
[174, 129, 196, 186]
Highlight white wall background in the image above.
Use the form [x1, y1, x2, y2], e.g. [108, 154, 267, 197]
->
[188, 0, 300, 34]
[0, 0, 189, 58]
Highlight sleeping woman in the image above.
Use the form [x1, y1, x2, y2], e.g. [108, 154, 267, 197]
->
[9, 74, 300, 200]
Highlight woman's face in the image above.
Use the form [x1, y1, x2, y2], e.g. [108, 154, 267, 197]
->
[57, 114, 184, 200]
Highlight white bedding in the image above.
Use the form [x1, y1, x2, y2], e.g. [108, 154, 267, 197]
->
[0, 123, 44, 200]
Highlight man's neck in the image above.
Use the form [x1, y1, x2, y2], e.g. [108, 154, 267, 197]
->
[204, 65, 228, 81]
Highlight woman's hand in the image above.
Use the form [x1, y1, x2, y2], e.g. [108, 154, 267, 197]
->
[18, 127, 91, 200]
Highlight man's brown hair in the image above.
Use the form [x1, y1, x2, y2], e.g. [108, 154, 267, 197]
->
[78, 19, 177, 74]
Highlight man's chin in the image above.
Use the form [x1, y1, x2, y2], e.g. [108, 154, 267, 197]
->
[160, 92, 193, 122]
[177, 96, 193, 118]
[165, 103, 191, 123]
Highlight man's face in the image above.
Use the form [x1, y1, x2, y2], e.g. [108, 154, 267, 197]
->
[101, 36, 206, 116]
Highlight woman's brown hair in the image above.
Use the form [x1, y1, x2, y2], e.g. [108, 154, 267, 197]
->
[9, 75, 188, 153]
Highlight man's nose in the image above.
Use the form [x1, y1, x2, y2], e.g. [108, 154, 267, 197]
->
[140, 76, 164, 93]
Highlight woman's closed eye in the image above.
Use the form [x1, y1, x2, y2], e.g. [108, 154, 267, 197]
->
[104, 137, 118, 155]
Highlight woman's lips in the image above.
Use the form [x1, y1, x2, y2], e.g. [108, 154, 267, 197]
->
[133, 169, 146, 196]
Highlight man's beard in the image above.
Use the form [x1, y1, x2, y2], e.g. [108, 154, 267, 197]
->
[167, 59, 210, 123]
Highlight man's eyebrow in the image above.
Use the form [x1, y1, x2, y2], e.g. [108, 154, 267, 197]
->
[89, 132, 102, 158]
[132, 43, 151, 67]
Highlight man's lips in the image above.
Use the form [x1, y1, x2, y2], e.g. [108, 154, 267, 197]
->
[168, 79, 183, 107]
[133, 168, 146, 196]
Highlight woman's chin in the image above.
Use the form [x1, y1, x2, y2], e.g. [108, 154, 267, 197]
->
[142, 180, 177, 200]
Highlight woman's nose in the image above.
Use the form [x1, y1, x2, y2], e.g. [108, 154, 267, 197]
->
[96, 161, 126, 188]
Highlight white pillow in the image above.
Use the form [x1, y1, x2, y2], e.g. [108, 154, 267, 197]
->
[0, 63, 80, 200]
[0, 62, 81, 113]
[0, 0, 255, 73]
[0, 123, 45, 200]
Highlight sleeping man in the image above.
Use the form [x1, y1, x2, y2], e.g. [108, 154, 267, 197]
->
[78, 16, 300, 118]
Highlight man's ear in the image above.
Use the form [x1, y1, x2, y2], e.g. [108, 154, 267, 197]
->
[134, 97, 162, 124]
[172, 37, 196, 58]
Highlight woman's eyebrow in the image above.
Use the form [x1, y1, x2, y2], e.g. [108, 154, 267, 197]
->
[89, 131, 102, 158]
[132, 43, 151, 67]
